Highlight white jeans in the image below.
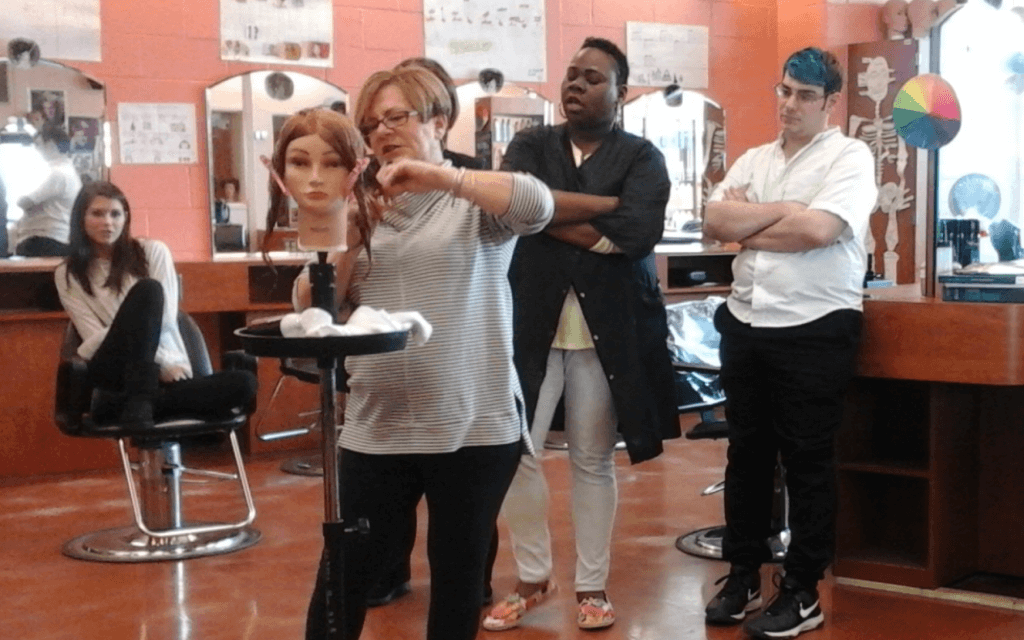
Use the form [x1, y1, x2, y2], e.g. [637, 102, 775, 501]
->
[500, 348, 618, 592]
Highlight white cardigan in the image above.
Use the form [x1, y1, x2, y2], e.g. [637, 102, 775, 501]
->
[54, 238, 192, 377]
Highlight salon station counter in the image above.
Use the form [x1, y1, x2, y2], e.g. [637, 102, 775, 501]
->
[0, 255, 319, 481]
[5, 256, 1024, 593]
[834, 285, 1024, 592]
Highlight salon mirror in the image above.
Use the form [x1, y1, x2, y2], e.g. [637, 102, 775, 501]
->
[934, 0, 1024, 265]
[0, 58, 108, 258]
[205, 71, 348, 256]
[446, 82, 553, 160]
[621, 89, 726, 242]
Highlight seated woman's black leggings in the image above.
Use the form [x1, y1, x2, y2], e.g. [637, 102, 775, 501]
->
[86, 278, 257, 420]
[87, 278, 163, 392]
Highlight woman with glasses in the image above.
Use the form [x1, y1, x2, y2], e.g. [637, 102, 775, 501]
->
[288, 68, 554, 640]
[362, 57, 489, 611]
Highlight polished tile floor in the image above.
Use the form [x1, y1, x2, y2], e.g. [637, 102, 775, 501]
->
[3, 421, 1024, 640]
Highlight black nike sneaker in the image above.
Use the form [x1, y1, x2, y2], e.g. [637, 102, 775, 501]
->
[743, 574, 824, 639]
[704, 565, 762, 625]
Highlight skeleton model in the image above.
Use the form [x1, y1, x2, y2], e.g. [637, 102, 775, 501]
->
[849, 56, 913, 280]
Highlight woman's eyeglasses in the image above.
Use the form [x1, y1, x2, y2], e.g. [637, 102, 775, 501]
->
[774, 83, 827, 104]
[359, 110, 420, 136]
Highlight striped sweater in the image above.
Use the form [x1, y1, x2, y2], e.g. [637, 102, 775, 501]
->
[340, 171, 553, 455]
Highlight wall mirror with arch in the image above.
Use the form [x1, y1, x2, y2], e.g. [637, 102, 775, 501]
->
[205, 70, 347, 256]
[0, 57, 107, 259]
[446, 80, 553, 163]
[621, 88, 726, 242]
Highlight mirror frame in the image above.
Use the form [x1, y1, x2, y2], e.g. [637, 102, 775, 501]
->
[1, 57, 108, 259]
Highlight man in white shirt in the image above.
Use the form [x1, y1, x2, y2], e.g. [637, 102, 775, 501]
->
[702, 47, 878, 639]
[15, 124, 82, 257]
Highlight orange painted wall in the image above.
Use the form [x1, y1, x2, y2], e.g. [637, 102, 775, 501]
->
[40, 0, 874, 261]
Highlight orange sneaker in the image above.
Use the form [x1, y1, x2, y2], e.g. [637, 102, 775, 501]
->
[577, 596, 615, 629]
[481, 580, 558, 631]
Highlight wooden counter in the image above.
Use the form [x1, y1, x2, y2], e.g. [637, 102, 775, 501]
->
[836, 285, 1024, 589]
[0, 256, 319, 481]
[857, 286, 1024, 385]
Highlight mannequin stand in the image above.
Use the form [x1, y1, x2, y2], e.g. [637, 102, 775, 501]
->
[237, 252, 407, 639]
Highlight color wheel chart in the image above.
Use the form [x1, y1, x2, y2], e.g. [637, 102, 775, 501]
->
[893, 74, 962, 150]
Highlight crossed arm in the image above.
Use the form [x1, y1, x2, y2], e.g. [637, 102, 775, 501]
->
[542, 191, 619, 249]
[704, 185, 847, 253]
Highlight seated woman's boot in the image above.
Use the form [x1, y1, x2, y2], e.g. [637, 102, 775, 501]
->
[118, 362, 161, 431]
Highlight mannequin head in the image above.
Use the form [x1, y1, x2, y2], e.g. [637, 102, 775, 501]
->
[264, 108, 380, 254]
[882, 0, 910, 39]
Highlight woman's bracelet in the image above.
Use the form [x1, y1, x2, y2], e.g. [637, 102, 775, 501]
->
[450, 167, 467, 199]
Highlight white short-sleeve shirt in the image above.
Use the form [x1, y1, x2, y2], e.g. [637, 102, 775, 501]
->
[709, 127, 878, 327]
[17, 157, 81, 244]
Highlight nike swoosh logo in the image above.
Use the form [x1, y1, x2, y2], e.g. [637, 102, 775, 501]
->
[799, 600, 819, 618]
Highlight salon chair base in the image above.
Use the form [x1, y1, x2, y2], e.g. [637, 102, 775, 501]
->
[280, 452, 323, 476]
[677, 464, 790, 562]
[675, 527, 790, 562]
[59, 435, 261, 563]
[63, 525, 261, 563]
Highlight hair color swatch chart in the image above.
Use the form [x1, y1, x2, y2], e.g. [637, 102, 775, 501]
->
[219, 0, 333, 68]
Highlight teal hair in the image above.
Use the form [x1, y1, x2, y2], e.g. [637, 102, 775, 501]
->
[782, 47, 843, 95]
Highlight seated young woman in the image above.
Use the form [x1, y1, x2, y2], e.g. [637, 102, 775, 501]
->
[54, 181, 256, 429]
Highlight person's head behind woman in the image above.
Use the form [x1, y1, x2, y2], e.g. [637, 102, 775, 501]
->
[393, 58, 459, 141]
[65, 181, 148, 296]
[354, 66, 452, 165]
[264, 108, 380, 256]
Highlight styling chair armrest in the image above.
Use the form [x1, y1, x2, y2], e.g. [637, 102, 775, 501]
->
[55, 357, 93, 436]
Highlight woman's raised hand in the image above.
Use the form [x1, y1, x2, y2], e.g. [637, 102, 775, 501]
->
[375, 159, 455, 197]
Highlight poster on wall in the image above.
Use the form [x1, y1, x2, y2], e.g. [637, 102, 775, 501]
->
[423, 0, 546, 83]
[29, 89, 66, 129]
[117, 103, 198, 165]
[626, 22, 709, 89]
[219, 0, 333, 68]
[0, 62, 8, 104]
[68, 116, 101, 183]
[1, 0, 101, 62]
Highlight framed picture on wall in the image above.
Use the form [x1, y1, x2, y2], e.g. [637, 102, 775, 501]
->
[0, 62, 9, 103]
[68, 116, 99, 151]
[29, 89, 66, 129]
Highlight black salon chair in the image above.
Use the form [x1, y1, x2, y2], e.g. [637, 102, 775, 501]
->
[54, 312, 261, 562]
[673, 364, 790, 561]
[666, 299, 789, 562]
